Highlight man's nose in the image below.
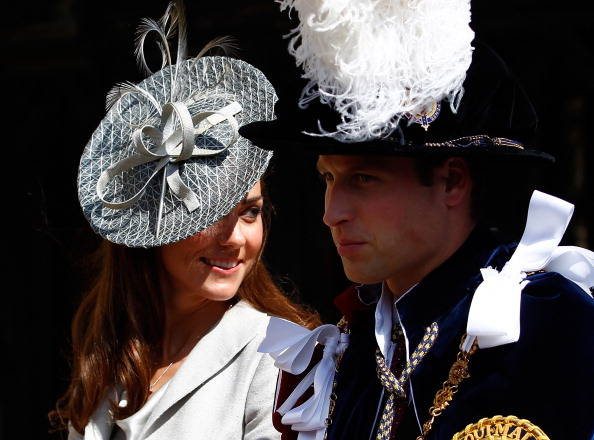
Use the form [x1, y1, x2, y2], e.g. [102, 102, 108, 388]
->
[323, 186, 353, 227]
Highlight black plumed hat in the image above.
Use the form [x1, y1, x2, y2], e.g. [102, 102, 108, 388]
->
[241, 41, 553, 163]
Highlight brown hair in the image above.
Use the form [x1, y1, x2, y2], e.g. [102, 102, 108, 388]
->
[50, 196, 320, 433]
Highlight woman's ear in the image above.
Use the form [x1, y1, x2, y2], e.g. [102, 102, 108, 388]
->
[434, 157, 473, 209]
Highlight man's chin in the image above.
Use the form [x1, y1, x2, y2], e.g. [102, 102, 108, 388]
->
[342, 264, 385, 285]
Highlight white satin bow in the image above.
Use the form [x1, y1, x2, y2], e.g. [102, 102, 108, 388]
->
[258, 318, 349, 440]
[466, 190, 594, 350]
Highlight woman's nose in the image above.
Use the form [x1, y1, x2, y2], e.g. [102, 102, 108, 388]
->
[218, 217, 246, 247]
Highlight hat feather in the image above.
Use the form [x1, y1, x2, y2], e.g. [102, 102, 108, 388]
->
[279, 0, 475, 142]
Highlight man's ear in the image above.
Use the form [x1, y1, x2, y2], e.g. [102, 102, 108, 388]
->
[433, 157, 473, 208]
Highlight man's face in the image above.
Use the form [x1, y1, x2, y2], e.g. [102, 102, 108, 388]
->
[317, 155, 450, 292]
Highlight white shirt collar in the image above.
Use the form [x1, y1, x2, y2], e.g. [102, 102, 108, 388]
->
[374, 283, 417, 359]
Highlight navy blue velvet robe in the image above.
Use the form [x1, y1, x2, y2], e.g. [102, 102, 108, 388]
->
[276, 229, 594, 439]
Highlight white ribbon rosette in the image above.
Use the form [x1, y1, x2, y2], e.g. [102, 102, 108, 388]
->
[466, 190, 594, 350]
[258, 319, 349, 440]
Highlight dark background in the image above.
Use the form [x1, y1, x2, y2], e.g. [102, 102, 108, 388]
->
[3, 1, 593, 438]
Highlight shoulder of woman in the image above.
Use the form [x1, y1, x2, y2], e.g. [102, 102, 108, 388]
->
[234, 299, 271, 320]
[231, 300, 271, 334]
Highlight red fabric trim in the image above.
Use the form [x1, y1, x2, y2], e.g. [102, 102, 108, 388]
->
[333, 284, 371, 322]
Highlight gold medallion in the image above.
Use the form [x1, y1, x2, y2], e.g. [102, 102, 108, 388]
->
[451, 415, 550, 440]
[405, 101, 441, 131]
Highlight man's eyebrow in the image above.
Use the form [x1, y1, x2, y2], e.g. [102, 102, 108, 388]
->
[241, 195, 264, 204]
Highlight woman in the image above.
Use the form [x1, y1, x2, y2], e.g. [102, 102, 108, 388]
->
[50, 2, 318, 438]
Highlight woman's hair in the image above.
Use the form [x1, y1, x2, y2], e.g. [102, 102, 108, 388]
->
[50, 189, 320, 433]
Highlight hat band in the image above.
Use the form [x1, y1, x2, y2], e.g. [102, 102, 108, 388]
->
[425, 135, 524, 149]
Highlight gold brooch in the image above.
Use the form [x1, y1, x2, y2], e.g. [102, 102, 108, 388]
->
[405, 102, 441, 131]
[452, 415, 550, 440]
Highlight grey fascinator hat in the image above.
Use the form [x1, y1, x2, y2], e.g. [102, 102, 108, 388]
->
[78, 1, 276, 248]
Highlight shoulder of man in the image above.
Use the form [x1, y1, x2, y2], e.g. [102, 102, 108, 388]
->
[520, 270, 594, 354]
[522, 270, 594, 324]
[447, 272, 594, 438]
[406, 268, 594, 440]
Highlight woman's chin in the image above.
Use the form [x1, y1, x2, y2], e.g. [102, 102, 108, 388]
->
[193, 280, 242, 302]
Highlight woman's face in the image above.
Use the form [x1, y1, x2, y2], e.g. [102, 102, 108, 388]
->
[159, 182, 264, 303]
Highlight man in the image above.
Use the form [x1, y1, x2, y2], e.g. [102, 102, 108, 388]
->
[317, 155, 475, 297]
[242, 1, 594, 439]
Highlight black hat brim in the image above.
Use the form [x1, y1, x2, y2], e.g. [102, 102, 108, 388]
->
[240, 120, 555, 163]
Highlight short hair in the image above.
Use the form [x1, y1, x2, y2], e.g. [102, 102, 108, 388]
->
[413, 155, 541, 238]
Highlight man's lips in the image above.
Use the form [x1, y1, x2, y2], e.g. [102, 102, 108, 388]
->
[335, 239, 367, 257]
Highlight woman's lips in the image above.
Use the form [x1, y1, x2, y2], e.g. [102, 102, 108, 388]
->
[200, 257, 242, 274]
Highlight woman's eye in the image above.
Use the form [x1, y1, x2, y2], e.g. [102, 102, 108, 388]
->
[242, 206, 262, 221]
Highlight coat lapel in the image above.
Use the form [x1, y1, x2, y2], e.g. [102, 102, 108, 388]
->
[83, 390, 117, 440]
[141, 300, 267, 435]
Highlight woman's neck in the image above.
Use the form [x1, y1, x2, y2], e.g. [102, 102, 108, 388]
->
[161, 290, 231, 363]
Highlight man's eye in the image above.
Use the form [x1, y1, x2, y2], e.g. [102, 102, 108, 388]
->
[353, 173, 375, 184]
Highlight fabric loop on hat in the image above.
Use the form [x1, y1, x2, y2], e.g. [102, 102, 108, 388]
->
[96, 100, 242, 213]
[162, 102, 196, 161]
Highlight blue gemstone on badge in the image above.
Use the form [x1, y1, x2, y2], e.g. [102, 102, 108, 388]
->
[406, 102, 441, 131]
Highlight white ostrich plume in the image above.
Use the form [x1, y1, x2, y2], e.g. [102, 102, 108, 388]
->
[278, 0, 475, 142]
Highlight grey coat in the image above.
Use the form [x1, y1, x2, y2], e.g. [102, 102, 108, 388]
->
[69, 300, 280, 440]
